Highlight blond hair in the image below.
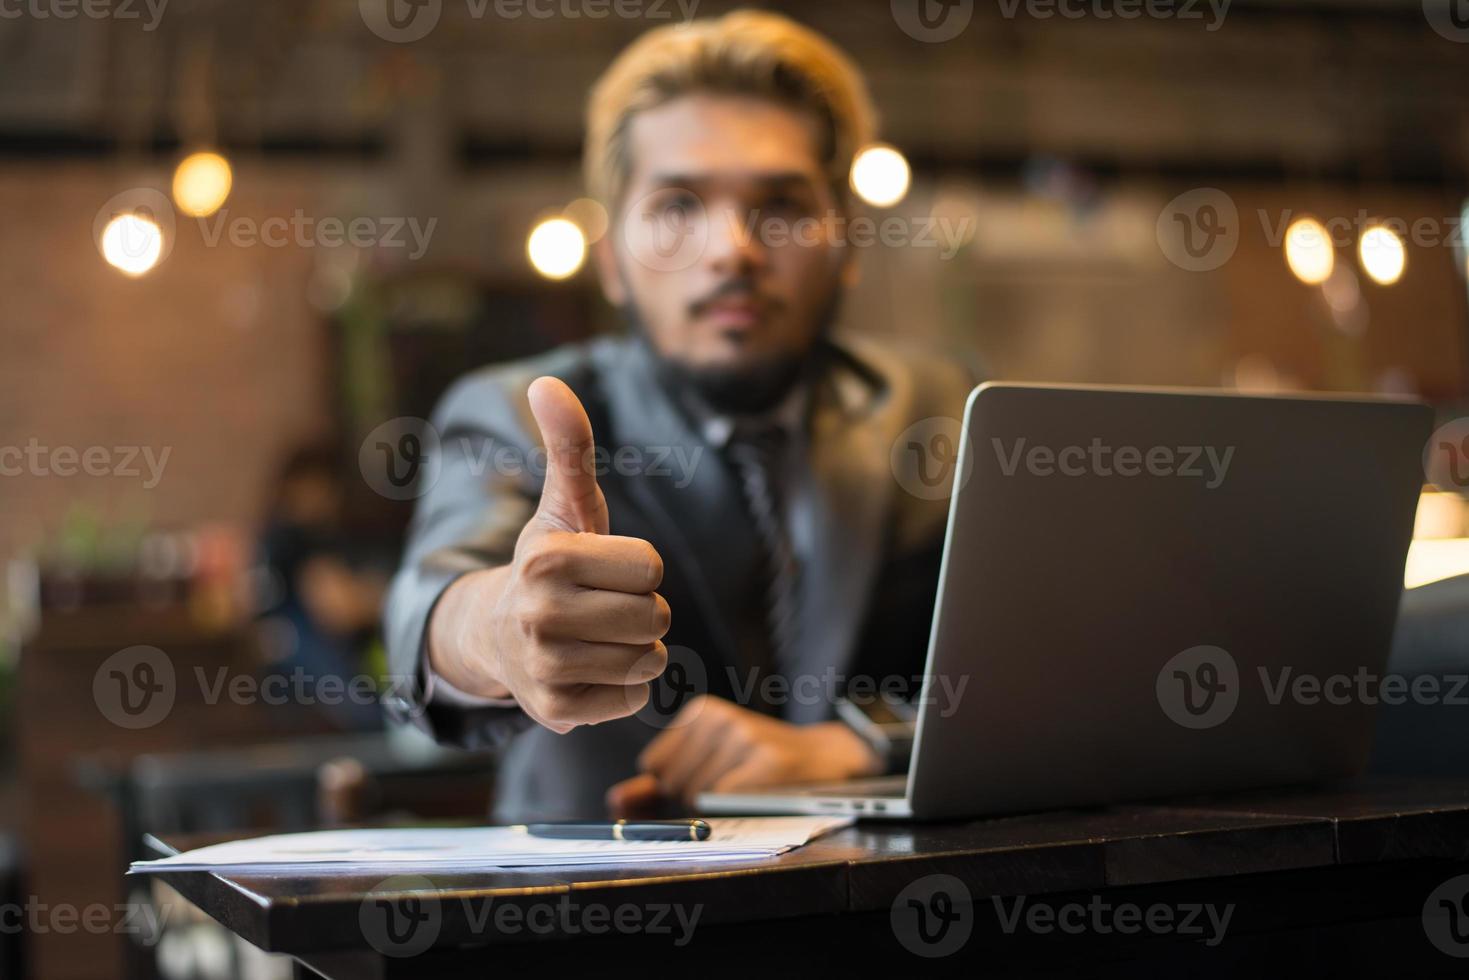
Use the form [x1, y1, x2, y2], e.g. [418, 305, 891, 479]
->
[584, 10, 877, 208]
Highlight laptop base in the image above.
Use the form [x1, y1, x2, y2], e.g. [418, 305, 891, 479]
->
[698, 776, 912, 819]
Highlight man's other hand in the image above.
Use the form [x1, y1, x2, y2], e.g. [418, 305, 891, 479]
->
[605, 695, 882, 815]
[427, 376, 671, 734]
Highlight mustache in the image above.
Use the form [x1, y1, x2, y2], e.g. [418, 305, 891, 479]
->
[688, 279, 783, 318]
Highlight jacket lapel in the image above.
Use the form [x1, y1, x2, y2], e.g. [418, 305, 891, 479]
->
[594, 340, 758, 678]
[787, 347, 893, 723]
[595, 337, 894, 723]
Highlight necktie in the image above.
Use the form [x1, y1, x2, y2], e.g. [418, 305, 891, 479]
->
[725, 422, 802, 677]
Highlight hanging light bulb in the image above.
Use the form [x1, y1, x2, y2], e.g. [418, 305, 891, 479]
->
[527, 217, 587, 280]
[172, 151, 233, 217]
[1358, 223, 1406, 286]
[850, 144, 911, 208]
[1284, 217, 1334, 285]
[100, 212, 164, 276]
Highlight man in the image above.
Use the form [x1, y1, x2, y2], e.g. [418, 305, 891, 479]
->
[383, 10, 974, 821]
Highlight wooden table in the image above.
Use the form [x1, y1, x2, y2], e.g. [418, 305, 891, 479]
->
[147, 778, 1469, 978]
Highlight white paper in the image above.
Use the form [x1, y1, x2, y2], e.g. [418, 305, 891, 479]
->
[127, 816, 855, 875]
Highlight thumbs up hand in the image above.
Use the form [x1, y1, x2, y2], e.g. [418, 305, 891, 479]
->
[425, 377, 670, 734]
[525, 376, 610, 536]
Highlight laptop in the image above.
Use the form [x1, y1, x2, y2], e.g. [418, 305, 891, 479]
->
[698, 382, 1431, 820]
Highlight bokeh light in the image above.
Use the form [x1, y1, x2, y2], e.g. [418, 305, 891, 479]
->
[1284, 217, 1334, 285]
[1359, 223, 1406, 286]
[563, 197, 609, 244]
[172, 151, 233, 218]
[850, 144, 911, 208]
[100, 212, 164, 276]
[527, 217, 587, 280]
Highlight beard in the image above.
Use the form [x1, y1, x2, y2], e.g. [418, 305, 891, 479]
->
[653, 346, 809, 416]
[618, 281, 844, 417]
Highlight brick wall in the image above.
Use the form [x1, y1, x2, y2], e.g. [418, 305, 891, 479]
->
[0, 163, 334, 563]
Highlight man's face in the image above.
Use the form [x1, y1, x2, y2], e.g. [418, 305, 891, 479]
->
[599, 93, 849, 394]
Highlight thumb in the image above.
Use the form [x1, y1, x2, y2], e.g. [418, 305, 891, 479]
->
[527, 376, 609, 535]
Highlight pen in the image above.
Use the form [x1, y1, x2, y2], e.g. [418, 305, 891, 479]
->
[518, 819, 712, 842]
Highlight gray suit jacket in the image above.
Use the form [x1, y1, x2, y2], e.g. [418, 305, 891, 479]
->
[382, 333, 974, 820]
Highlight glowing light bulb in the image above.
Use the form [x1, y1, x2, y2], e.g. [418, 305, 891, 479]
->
[527, 217, 587, 280]
[101, 212, 164, 276]
[172, 151, 233, 217]
[1359, 224, 1406, 286]
[1284, 217, 1334, 285]
[850, 144, 911, 208]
